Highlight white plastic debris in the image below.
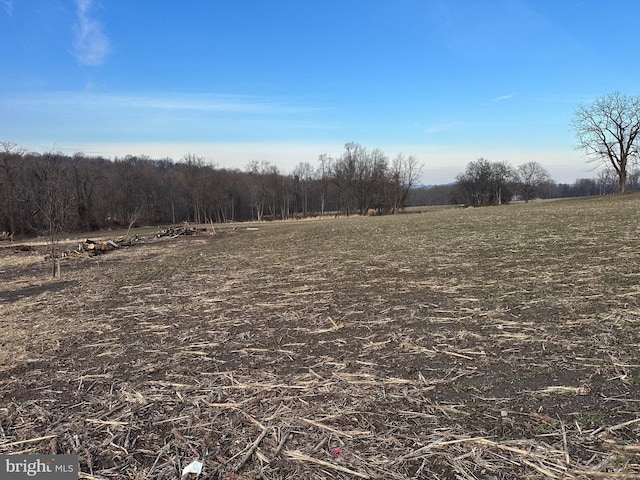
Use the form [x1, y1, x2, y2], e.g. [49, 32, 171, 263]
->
[181, 460, 203, 477]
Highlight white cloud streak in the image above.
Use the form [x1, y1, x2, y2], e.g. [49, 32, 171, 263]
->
[492, 93, 517, 102]
[4, 91, 311, 115]
[2, 0, 13, 16]
[424, 121, 457, 134]
[0, 90, 334, 149]
[72, 0, 110, 66]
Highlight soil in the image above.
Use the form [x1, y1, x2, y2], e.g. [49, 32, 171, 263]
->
[1, 198, 639, 479]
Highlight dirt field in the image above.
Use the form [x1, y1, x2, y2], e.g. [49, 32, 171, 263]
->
[1, 195, 640, 479]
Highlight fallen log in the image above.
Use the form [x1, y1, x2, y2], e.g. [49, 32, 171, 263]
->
[156, 223, 201, 238]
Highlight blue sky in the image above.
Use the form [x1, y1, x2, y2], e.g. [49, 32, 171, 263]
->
[2, 0, 639, 184]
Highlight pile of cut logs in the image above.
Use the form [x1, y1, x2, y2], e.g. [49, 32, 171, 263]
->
[63, 237, 134, 258]
[54, 223, 209, 259]
[156, 222, 207, 238]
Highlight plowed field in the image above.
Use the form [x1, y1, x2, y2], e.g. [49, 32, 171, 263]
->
[1, 196, 639, 479]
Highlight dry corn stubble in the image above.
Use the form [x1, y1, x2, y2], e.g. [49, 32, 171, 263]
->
[1, 197, 640, 478]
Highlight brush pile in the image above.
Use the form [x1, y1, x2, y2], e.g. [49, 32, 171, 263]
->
[156, 222, 208, 238]
[53, 237, 142, 259]
[51, 223, 213, 260]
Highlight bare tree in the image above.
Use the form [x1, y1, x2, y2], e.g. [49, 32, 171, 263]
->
[332, 144, 361, 216]
[71, 152, 104, 230]
[490, 161, 513, 205]
[389, 153, 422, 213]
[246, 160, 279, 221]
[360, 148, 388, 214]
[293, 161, 314, 217]
[333, 143, 392, 215]
[456, 158, 514, 206]
[316, 154, 333, 216]
[627, 166, 640, 191]
[512, 161, 552, 203]
[182, 153, 206, 223]
[572, 92, 640, 193]
[125, 204, 145, 241]
[266, 164, 282, 219]
[29, 154, 74, 278]
[596, 167, 618, 195]
[0, 141, 27, 237]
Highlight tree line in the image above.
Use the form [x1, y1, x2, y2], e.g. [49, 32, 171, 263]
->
[407, 161, 640, 208]
[4, 93, 640, 243]
[411, 90, 640, 206]
[0, 141, 422, 238]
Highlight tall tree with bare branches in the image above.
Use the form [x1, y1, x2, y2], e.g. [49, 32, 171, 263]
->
[572, 92, 640, 193]
[29, 154, 75, 278]
[0, 141, 26, 237]
[512, 161, 552, 203]
[389, 153, 422, 213]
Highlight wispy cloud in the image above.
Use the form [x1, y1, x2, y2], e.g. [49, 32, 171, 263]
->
[5, 91, 311, 115]
[1, 91, 324, 145]
[104, 93, 303, 114]
[2, 0, 13, 16]
[72, 0, 110, 66]
[424, 121, 457, 134]
[492, 93, 517, 102]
